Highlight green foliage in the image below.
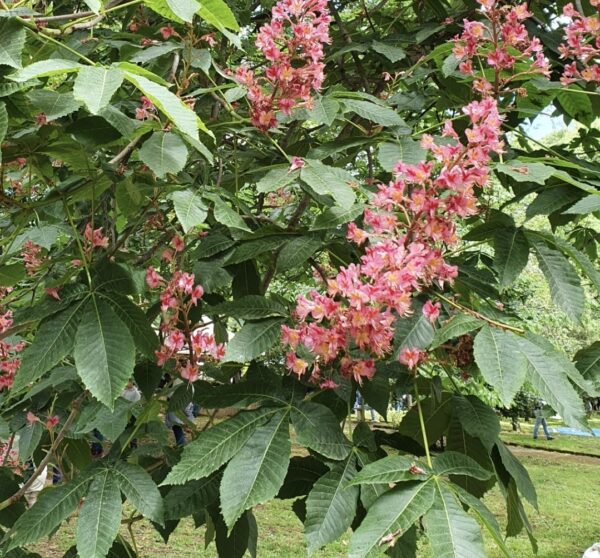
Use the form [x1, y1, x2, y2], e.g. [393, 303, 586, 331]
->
[0, 1, 597, 557]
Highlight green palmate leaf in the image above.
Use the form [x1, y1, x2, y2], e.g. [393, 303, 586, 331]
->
[99, 292, 159, 358]
[450, 484, 513, 558]
[138, 132, 189, 178]
[195, 381, 281, 408]
[221, 410, 291, 529]
[354, 450, 388, 510]
[473, 326, 527, 407]
[495, 161, 554, 184]
[163, 407, 278, 485]
[130, 43, 181, 64]
[528, 236, 585, 323]
[113, 461, 164, 524]
[82, 0, 101, 12]
[223, 318, 285, 362]
[342, 99, 406, 128]
[432, 452, 492, 480]
[453, 395, 500, 451]
[10, 59, 83, 82]
[525, 332, 599, 396]
[393, 309, 434, 356]
[190, 48, 211, 72]
[399, 394, 453, 447]
[196, 0, 239, 31]
[227, 236, 289, 265]
[8, 470, 94, 549]
[164, 476, 219, 520]
[27, 89, 81, 121]
[18, 422, 43, 462]
[210, 295, 287, 320]
[377, 138, 426, 172]
[557, 87, 593, 124]
[73, 67, 124, 115]
[494, 442, 537, 510]
[212, 198, 251, 232]
[349, 455, 430, 485]
[145, 0, 199, 22]
[0, 19, 25, 69]
[361, 372, 390, 418]
[123, 72, 200, 141]
[575, 342, 600, 386]
[73, 297, 135, 409]
[0, 100, 7, 164]
[301, 160, 356, 208]
[306, 96, 339, 126]
[277, 237, 322, 271]
[305, 455, 359, 555]
[76, 471, 122, 558]
[371, 41, 406, 62]
[256, 167, 297, 194]
[0, 263, 25, 286]
[494, 228, 529, 290]
[310, 204, 364, 231]
[98, 105, 140, 138]
[170, 189, 208, 232]
[291, 401, 351, 460]
[431, 314, 483, 349]
[424, 482, 486, 558]
[349, 480, 436, 558]
[13, 299, 87, 392]
[515, 335, 587, 429]
[563, 194, 600, 215]
[526, 185, 581, 219]
[532, 231, 600, 294]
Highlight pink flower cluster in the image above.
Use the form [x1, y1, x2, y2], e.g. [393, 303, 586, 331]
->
[282, 98, 504, 386]
[0, 288, 24, 391]
[21, 241, 44, 276]
[453, 0, 549, 96]
[559, 1, 600, 85]
[84, 223, 109, 250]
[235, 0, 331, 130]
[146, 268, 224, 383]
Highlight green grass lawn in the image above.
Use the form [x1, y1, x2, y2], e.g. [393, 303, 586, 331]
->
[31, 450, 600, 558]
[499, 420, 600, 457]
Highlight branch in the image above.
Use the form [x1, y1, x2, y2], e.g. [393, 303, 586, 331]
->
[108, 137, 142, 166]
[0, 393, 86, 512]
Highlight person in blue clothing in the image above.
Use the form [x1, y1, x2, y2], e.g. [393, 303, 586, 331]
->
[354, 392, 377, 422]
[533, 399, 554, 440]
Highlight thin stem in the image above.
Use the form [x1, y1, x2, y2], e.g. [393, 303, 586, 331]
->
[25, 29, 96, 65]
[63, 199, 93, 288]
[414, 376, 432, 468]
[0, 393, 85, 511]
[435, 292, 524, 334]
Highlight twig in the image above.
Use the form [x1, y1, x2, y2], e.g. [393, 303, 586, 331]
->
[108, 137, 142, 166]
[0, 393, 86, 511]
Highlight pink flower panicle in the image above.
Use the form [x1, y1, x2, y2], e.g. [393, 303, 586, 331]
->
[559, 2, 600, 85]
[453, 1, 549, 96]
[147, 269, 224, 383]
[21, 241, 44, 276]
[0, 287, 23, 391]
[236, 0, 331, 130]
[282, 98, 504, 386]
[84, 223, 109, 250]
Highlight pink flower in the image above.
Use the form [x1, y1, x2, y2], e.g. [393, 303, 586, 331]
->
[200, 33, 217, 47]
[46, 415, 59, 429]
[36, 113, 47, 126]
[422, 300, 441, 322]
[289, 157, 305, 171]
[84, 223, 109, 249]
[45, 288, 61, 300]
[181, 362, 199, 383]
[399, 347, 422, 369]
[146, 267, 164, 289]
[171, 235, 185, 252]
[285, 352, 309, 376]
[159, 25, 175, 40]
[26, 411, 39, 425]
